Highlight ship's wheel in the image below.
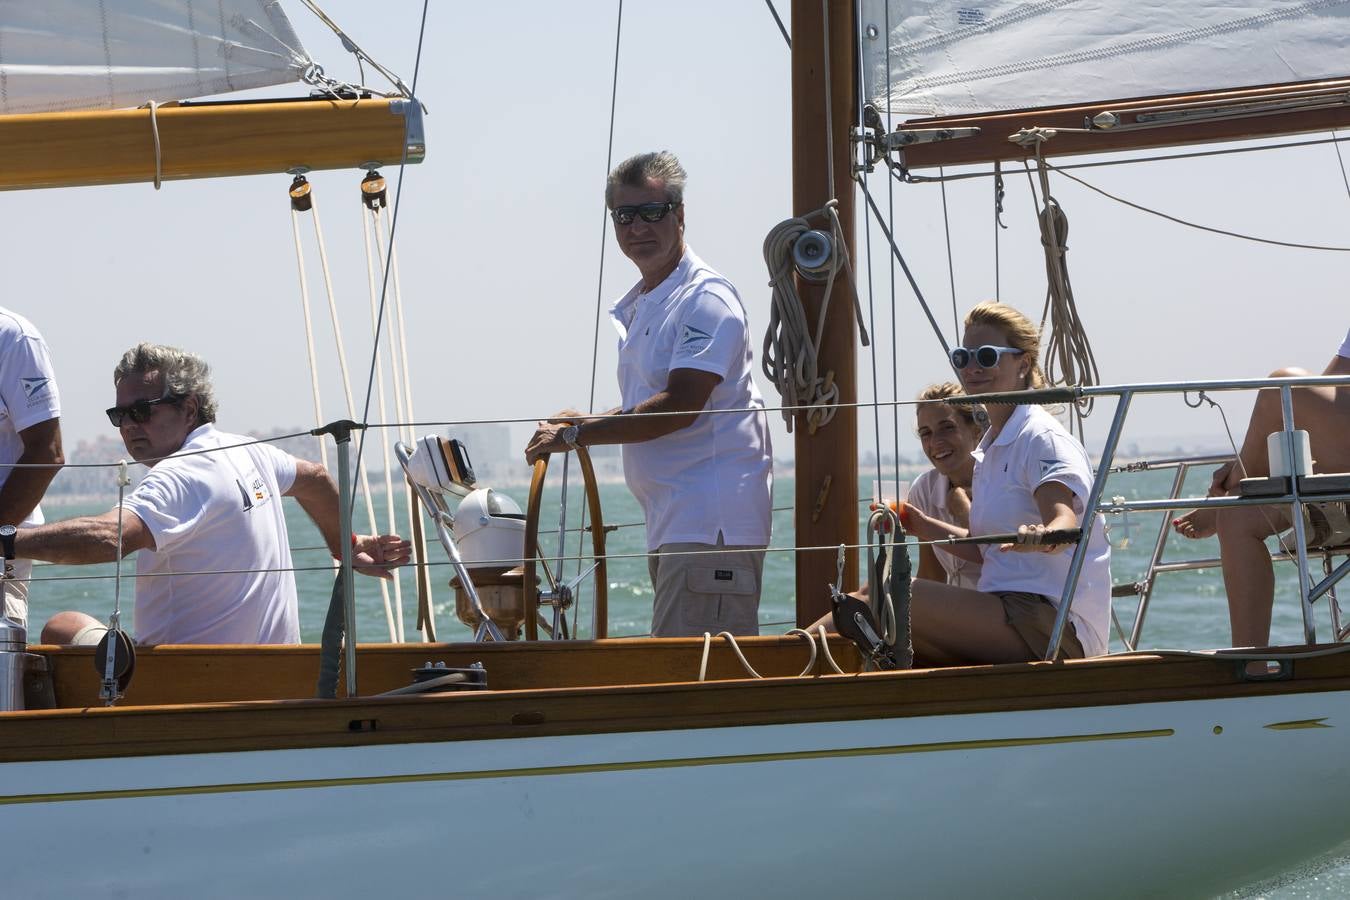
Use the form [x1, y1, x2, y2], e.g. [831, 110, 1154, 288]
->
[522, 447, 608, 640]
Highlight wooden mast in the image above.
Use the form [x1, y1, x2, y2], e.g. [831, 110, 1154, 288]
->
[791, 0, 858, 626]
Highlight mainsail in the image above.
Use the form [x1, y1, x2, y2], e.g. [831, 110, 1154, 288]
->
[0, 0, 310, 114]
[860, 0, 1350, 117]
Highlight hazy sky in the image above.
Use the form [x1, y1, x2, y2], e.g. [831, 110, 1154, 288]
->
[10, 1, 1347, 480]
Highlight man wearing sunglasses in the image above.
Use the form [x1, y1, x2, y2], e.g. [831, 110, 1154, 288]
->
[15, 342, 410, 646]
[525, 150, 773, 638]
[0, 307, 64, 629]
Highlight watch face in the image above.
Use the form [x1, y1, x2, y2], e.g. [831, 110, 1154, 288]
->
[0, 525, 15, 539]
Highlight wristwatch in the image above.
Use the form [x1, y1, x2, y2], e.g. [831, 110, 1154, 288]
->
[0, 525, 16, 561]
[561, 424, 581, 450]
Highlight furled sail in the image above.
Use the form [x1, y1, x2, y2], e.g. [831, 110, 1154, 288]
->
[860, 0, 1350, 117]
[0, 0, 311, 114]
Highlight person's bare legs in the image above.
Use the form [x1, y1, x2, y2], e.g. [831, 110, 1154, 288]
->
[40, 610, 103, 644]
[909, 579, 1035, 665]
[1176, 359, 1350, 538]
[1214, 505, 1292, 647]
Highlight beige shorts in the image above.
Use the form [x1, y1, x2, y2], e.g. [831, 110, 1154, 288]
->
[1, 560, 30, 627]
[995, 591, 1085, 661]
[1304, 501, 1350, 549]
[648, 539, 766, 638]
[72, 623, 110, 647]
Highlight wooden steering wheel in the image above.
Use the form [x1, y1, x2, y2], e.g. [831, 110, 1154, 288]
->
[523, 446, 608, 640]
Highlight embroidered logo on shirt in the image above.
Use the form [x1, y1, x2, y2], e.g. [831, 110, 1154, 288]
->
[20, 376, 51, 404]
[677, 324, 713, 355]
[237, 480, 254, 511]
[1039, 458, 1070, 479]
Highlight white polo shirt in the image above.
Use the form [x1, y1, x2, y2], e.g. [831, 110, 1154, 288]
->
[969, 405, 1111, 656]
[908, 467, 981, 589]
[0, 307, 60, 526]
[122, 424, 300, 645]
[611, 247, 773, 550]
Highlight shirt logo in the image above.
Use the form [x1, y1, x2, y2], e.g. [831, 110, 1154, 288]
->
[1039, 458, 1068, 479]
[677, 324, 713, 354]
[20, 376, 50, 401]
[714, 569, 735, 581]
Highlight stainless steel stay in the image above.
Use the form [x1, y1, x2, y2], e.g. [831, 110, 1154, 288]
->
[1044, 374, 1350, 660]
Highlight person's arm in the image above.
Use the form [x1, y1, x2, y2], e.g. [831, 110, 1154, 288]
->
[999, 481, 1081, 553]
[0, 418, 63, 525]
[903, 502, 982, 564]
[916, 543, 946, 582]
[284, 459, 411, 577]
[14, 507, 155, 564]
[525, 368, 721, 463]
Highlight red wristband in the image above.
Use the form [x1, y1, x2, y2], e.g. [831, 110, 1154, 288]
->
[333, 532, 358, 560]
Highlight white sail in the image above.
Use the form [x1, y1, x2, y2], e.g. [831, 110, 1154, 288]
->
[0, 0, 311, 114]
[861, 0, 1350, 117]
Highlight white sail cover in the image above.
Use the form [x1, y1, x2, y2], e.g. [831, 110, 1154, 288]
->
[861, 0, 1350, 116]
[0, 0, 312, 114]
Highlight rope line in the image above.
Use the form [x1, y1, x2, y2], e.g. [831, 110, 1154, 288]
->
[1020, 144, 1100, 422]
[1052, 163, 1350, 252]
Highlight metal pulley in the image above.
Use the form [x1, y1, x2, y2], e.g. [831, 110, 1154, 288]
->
[288, 173, 313, 211]
[792, 228, 835, 282]
[361, 169, 387, 209]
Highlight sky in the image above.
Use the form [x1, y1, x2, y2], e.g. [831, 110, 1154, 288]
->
[8, 1, 1348, 482]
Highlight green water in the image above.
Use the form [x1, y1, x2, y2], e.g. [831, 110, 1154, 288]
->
[26, 468, 1311, 650]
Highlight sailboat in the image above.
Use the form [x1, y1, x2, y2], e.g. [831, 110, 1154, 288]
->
[1, 2, 1349, 897]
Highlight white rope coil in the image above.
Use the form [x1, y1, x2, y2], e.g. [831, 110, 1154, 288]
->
[761, 200, 867, 433]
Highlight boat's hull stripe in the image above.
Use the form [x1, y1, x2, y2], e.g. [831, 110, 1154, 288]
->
[0, 726, 1172, 806]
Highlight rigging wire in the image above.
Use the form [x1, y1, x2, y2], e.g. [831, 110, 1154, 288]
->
[763, 0, 791, 49]
[938, 166, 960, 339]
[298, 0, 414, 97]
[1051, 164, 1350, 252]
[855, 11, 885, 497]
[883, 0, 902, 503]
[569, 0, 627, 639]
[350, 0, 430, 643]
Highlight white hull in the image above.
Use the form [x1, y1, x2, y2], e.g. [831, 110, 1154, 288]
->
[5, 689, 1348, 898]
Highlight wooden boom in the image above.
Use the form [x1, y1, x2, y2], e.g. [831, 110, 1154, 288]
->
[897, 76, 1350, 169]
[0, 96, 424, 191]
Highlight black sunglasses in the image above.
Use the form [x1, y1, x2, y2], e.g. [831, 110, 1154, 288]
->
[949, 345, 1024, 370]
[610, 201, 678, 227]
[106, 394, 184, 428]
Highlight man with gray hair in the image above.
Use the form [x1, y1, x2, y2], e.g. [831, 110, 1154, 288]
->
[15, 342, 409, 645]
[526, 151, 773, 636]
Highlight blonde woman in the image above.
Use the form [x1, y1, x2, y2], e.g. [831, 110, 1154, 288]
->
[901, 302, 1112, 664]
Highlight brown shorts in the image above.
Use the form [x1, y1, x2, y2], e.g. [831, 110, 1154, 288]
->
[995, 591, 1085, 661]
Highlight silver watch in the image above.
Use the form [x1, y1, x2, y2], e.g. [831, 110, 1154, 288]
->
[561, 424, 581, 449]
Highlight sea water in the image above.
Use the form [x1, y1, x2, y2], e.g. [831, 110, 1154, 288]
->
[22, 467, 1349, 897]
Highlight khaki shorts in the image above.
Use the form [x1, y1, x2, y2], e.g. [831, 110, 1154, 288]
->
[1305, 501, 1350, 549]
[1, 560, 30, 627]
[648, 539, 765, 638]
[995, 591, 1085, 661]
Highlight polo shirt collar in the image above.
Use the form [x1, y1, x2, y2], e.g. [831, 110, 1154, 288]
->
[979, 402, 1032, 452]
[610, 246, 695, 334]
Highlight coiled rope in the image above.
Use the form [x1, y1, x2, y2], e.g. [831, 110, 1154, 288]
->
[761, 200, 868, 433]
[1015, 129, 1101, 420]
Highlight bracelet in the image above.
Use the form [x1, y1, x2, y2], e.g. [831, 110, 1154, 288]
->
[332, 532, 358, 560]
